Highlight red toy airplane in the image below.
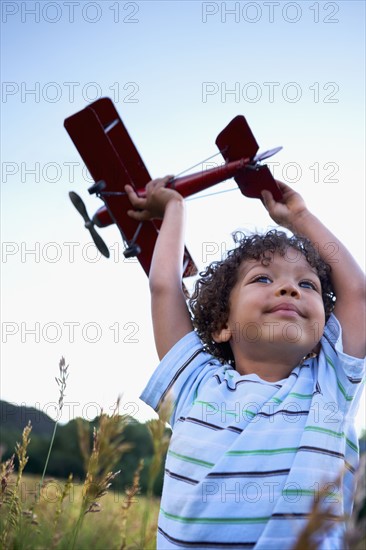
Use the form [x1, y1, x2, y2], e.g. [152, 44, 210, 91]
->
[64, 97, 282, 278]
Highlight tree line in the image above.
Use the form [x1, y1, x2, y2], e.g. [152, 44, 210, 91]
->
[0, 400, 170, 495]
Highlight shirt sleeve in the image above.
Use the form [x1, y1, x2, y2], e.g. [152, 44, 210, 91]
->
[140, 331, 220, 427]
[320, 313, 365, 413]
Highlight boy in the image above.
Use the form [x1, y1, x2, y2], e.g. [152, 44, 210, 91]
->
[125, 177, 365, 549]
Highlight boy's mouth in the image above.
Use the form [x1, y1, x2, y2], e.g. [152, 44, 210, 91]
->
[267, 303, 304, 317]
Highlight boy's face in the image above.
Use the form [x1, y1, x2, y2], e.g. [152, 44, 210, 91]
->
[212, 249, 326, 371]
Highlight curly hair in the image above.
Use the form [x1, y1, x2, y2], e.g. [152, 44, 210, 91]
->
[189, 229, 335, 364]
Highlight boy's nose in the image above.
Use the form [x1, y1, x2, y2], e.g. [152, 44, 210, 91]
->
[275, 283, 300, 298]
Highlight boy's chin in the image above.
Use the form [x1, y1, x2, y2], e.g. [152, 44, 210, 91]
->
[269, 340, 319, 366]
[235, 337, 319, 365]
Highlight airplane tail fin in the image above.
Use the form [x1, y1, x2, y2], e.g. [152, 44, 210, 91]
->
[215, 115, 259, 162]
[216, 116, 282, 201]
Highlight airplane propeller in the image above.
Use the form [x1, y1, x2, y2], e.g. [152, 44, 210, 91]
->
[69, 191, 110, 258]
[253, 146, 283, 163]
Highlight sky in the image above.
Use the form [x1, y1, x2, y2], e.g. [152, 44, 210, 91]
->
[1, 1, 365, 434]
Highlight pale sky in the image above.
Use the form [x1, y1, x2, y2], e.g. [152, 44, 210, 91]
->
[1, 1, 365, 434]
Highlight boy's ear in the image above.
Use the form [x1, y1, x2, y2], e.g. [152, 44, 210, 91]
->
[212, 323, 231, 343]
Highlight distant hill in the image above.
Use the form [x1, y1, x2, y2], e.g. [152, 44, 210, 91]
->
[0, 400, 166, 494]
[0, 400, 55, 438]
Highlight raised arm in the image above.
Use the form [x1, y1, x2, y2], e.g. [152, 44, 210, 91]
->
[262, 181, 366, 358]
[125, 177, 193, 359]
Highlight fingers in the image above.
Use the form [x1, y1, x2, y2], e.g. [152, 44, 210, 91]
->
[145, 175, 174, 193]
[125, 176, 176, 221]
[125, 184, 149, 220]
[126, 208, 151, 221]
[124, 184, 147, 209]
[275, 180, 295, 194]
[261, 189, 274, 210]
[157, 175, 174, 186]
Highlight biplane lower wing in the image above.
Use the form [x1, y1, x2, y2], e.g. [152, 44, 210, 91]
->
[64, 98, 198, 278]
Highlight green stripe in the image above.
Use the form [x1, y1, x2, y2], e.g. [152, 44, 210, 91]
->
[305, 426, 358, 453]
[305, 426, 344, 438]
[288, 392, 313, 399]
[193, 399, 239, 418]
[167, 450, 214, 468]
[270, 397, 283, 404]
[160, 508, 269, 524]
[326, 355, 353, 401]
[192, 385, 199, 403]
[193, 400, 219, 412]
[345, 437, 358, 453]
[282, 489, 339, 498]
[227, 447, 298, 456]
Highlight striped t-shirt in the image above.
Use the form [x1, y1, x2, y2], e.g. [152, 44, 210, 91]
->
[140, 314, 365, 549]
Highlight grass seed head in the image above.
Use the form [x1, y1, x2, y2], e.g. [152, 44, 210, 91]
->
[55, 356, 69, 412]
[0, 454, 15, 502]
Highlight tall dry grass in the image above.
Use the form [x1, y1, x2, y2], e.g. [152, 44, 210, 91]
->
[0, 357, 164, 549]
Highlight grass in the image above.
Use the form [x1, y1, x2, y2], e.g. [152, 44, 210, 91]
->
[0, 357, 165, 549]
[1, 472, 159, 550]
[0, 414, 161, 550]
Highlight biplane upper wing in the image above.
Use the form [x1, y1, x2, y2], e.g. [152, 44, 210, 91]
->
[64, 98, 197, 277]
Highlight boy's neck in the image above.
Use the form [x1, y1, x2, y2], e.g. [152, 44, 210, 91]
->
[232, 348, 306, 381]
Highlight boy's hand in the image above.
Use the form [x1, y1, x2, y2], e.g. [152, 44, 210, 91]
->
[261, 181, 309, 231]
[125, 176, 183, 221]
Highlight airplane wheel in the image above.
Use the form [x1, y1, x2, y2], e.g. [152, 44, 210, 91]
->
[88, 180, 106, 195]
[123, 244, 141, 258]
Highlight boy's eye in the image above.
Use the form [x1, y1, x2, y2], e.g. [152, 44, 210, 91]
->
[253, 275, 272, 284]
[299, 280, 317, 290]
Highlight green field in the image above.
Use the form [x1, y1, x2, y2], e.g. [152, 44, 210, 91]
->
[1, 472, 160, 550]
[0, 402, 167, 550]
